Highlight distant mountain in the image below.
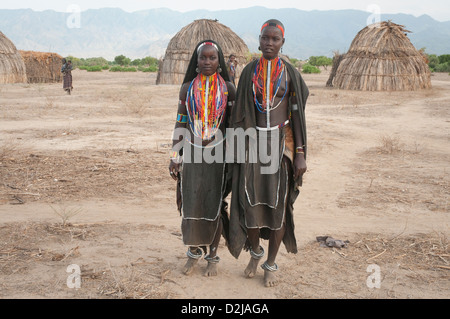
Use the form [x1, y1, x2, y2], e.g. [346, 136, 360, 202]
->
[1, 7, 449, 60]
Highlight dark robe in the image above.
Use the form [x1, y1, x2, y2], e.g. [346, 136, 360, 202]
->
[227, 58, 309, 259]
[62, 63, 73, 91]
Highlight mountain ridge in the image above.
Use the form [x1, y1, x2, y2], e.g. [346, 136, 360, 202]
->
[1, 7, 449, 60]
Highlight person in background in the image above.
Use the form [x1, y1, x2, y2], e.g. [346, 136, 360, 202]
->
[61, 58, 73, 94]
[227, 54, 237, 85]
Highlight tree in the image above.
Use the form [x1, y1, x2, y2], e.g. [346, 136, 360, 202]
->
[308, 56, 333, 70]
[438, 54, 450, 64]
[114, 55, 131, 66]
[131, 59, 142, 66]
[427, 54, 439, 71]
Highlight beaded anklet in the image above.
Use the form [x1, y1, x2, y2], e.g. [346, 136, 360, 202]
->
[261, 261, 279, 272]
[204, 255, 220, 264]
[250, 246, 265, 260]
[186, 248, 203, 260]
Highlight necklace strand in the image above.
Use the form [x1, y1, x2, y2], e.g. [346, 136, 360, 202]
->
[252, 57, 287, 114]
[186, 73, 227, 140]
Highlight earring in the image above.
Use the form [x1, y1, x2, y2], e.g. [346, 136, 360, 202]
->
[217, 67, 222, 73]
[196, 67, 200, 73]
[258, 46, 261, 51]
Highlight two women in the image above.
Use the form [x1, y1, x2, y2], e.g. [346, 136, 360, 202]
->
[170, 19, 309, 287]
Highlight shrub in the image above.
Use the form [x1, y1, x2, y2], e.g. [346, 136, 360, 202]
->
[434, 62, 450, 73]
[109, 66, 137, 72]
[86, 66, 103, 72]
[138, 65, 158, 72]
[302, 63, 321, 74]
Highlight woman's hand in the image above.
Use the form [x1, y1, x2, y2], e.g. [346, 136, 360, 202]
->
[169, 159, 181, 181]
[293, 153, 307, 181]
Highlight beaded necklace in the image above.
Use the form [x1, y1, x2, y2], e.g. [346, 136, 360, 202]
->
[252, 57, 287, 128]
[186, 72, 228, 140]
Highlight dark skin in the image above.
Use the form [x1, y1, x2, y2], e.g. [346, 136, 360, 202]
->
[245, 26, 306, 287]
[169, 45, 236, 276]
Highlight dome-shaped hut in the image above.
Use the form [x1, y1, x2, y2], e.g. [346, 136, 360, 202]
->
[19, 50, 63, 83]
[331, 21, 431, 91]
[0, 31, 27, 84]
[156, 19, 249, 85]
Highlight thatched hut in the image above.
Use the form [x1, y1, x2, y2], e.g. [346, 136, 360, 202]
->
[326, 52, 344, 87]
[332, 21, 431, 91]
[0, 31, 27, 84]
[19, 50, 63, 83]
[156, 19, 249, 85]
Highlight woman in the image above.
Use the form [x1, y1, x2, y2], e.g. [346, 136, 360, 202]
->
[61, 58, 73, 94]
[228, 20, 309, 287]
[169, 40, 236, 277]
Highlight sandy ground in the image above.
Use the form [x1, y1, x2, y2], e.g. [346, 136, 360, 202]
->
[0, 69, 448, 300]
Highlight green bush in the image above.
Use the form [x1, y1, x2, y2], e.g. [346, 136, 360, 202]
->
[109, 66, 123, 72]
[434, 62, 450, 73]
[86, 66, 103, 72]
[426, 53, 450, 72]
[302, 63, 321, 74]
[67, 54, 159, 72]
[438, 54, 450, 64]
[109, 66, 137, 72]
[138, 65, 158, 72]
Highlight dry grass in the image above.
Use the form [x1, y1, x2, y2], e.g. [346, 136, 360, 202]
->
[377, 135, 403, 154]
[0, 147, 171, 204]
[276, 231, 449, 299]
[337, 134, 449, 211]
[122, 89, 151, 117]
[0, 221, 176, 299]
[0, 220, 447, 299]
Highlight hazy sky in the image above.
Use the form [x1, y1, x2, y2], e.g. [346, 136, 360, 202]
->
[2, 0, 450, 22]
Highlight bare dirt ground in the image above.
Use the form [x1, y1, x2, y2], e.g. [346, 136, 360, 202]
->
[0, 69, 448, 299]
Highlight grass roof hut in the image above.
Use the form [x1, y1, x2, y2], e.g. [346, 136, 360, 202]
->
[156, 19, 249, 85]
[331, 21, 431, 91]
[0, 31, 27, 84]
[19, 50, 63, 83]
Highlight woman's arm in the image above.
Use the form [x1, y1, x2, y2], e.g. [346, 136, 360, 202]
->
[290, 90, 307, 180]
[169, 83, 189, 180]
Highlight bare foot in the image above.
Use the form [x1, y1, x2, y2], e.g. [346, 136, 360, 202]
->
[244, 257, 260, 278]
[182, 258, 198, 275]
[263, 269, 278, 287]
[204, 262, 218, 277]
